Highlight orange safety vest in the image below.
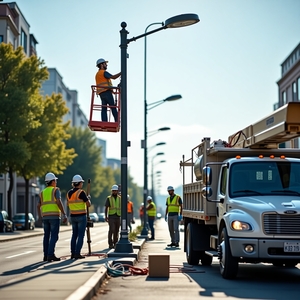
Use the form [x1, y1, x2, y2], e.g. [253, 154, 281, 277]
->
[67, 189, 87, 214]
[95, 69, 112, 94]
[127, 201, 133, 213]
[139, 206, 144, 217]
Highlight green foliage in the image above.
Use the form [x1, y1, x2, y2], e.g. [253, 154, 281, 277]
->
[58, 127, 107, 201]
[0, 43, 48, 172]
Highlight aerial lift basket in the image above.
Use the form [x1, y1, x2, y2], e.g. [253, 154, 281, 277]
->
[88, 85, 121, 132]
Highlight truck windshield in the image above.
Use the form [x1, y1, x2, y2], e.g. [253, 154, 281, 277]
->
[229, 161, 300, 197]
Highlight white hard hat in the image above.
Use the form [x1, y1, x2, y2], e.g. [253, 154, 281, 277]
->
[45, 172, 57, 182]
[96, 58, 108, 66]
[147, 196, 152, 201]
[167, 186, 174, 191]
[72, 174, 84, 183]
[127, 194, 130, 199]
[111, 184, 119, 191]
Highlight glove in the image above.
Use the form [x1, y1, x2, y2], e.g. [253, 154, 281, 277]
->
[165, 215, 167, 222]
[87, 195, 91, 201]
[178, 215, 182, 222]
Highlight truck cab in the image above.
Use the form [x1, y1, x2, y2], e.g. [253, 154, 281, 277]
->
[180, 102, 300, 279]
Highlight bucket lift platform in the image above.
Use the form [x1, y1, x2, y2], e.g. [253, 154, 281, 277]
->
[88, 85, 121, 132]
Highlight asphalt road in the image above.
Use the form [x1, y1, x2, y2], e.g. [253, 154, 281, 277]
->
[0, 222, 109, 285]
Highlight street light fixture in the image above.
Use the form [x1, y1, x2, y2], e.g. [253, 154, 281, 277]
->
[147, 94, 182, 110]
[118, 13, 200, 251]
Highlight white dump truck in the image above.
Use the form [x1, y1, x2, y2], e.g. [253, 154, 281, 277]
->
[180, 102, 300, 279]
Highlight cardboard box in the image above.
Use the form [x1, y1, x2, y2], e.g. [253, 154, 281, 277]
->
[148, 253, 170, 277]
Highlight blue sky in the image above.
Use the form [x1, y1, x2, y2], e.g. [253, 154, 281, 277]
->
[8, 0, 300, 196]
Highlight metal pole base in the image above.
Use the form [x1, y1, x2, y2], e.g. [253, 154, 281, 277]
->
[114, 237, 134, 253]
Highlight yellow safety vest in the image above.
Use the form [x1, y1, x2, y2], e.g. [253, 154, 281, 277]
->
[167, 195, 180, 213]
[108, 195, 121, 216]
[40, 187, 61, 217]
[147, 201, 156, 217]
[67, 189, 87, 214]
[95, 69, 112, 94]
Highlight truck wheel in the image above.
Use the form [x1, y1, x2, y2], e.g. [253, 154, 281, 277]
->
[200, 252, 213, 266]
[219, 227, 238, 279]
[186, 223, 200, 265]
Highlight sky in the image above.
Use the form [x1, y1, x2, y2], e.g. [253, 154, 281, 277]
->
[6, 0, 300, 197]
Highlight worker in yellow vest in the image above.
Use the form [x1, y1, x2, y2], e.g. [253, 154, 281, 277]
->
[146, 196, 156, 240]
[105, 184, 121, 249]
[127, 194, 134, 232]
[37, 172, 68, 262]
[95, 58, 121, 122]
[67, 174, 91, 259]
[165, 186, 183, 248]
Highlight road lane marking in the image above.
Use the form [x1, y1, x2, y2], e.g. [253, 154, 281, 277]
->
[6, 251, 35, 258]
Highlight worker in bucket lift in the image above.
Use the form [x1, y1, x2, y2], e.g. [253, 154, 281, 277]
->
[95, 58, 121, 123]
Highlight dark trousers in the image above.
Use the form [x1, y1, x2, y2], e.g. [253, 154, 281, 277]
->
[100, 90, 118, 122]
[108, 216, 120, 247]
[148, 217, 155, 239]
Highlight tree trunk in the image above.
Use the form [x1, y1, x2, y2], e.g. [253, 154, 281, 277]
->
[25, 178, 29, 230]
[7, 167, 14, 219]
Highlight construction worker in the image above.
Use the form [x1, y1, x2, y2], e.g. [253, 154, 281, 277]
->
[105, 184, 121, 249]
[95, 58, 121, 123]
[127, 194, 134, 232]
[67, 174, 91, 259]
[165, 186, 183, 248]
[37, 172, 68, 262]
[146, 196, 156, 240]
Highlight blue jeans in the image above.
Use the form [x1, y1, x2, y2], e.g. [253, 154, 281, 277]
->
[100, 90, 118, 122]
[70, 215, 87, 255]
[43, 218, 60, 257]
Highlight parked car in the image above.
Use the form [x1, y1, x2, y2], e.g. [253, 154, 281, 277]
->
[12, 213, 35, 230]
[97, 212, 106, 222]
[0, 210, 14, 232]
[89, 213, 99, 223]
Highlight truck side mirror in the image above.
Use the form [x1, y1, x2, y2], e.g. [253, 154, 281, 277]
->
[203, 166, 212, 185]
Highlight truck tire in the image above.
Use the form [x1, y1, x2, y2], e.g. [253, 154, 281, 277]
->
[200, 252, 213, 266]
[219, 227, 238, 279]
[186, 223, 200, 265]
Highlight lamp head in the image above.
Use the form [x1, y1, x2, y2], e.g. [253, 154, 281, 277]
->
[165, 13, 200, 29]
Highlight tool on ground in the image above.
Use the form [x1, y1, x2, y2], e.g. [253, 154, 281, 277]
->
[86, 178, 92, 255]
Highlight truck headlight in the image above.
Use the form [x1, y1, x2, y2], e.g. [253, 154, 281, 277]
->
[231, 220, 252, 231]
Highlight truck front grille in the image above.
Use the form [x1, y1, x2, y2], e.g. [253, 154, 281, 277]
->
[263, 213, 300, 235]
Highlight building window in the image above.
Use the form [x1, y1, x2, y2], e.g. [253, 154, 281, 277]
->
[293, 82, 297, 101]
[0, 35, 3, 43]
[282, 91, 286, 105]
[21, 29, 27, 54]
[297, 77, 300, 101]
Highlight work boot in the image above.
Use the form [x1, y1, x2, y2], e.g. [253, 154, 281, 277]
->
[175, 243, 179, 247]
[74, 254, 85, 259]
[47, 255, 60, 262]
[167, 243, 175, 247]
[43, 256, 47, 262]
[71, 254, 75, 259]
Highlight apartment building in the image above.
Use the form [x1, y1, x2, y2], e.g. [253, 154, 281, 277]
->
[276, 42, 300, 148]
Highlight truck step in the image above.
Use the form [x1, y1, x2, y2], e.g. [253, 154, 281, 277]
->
[205, 250, 218, 257]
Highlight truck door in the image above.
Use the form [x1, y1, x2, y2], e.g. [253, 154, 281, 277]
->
[217, 164, 228, 227]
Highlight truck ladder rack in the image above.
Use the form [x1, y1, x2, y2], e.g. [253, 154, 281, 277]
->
[228, 102, 300, 149]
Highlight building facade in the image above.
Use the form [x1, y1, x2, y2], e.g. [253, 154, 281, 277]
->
[276, 42, 300, 148]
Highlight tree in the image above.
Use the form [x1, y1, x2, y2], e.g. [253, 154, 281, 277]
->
[0, 43, 48, 217]
[58, 127, 107, 206]
[17, 93, 76, 229]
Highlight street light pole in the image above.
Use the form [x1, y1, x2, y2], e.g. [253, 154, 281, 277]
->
[118, 13, 200, 249]
[142, 22, 163, 238]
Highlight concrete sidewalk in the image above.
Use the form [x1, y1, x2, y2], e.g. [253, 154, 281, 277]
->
[0, 224, 145, 300]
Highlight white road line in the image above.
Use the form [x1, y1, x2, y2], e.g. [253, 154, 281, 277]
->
[6, 251, 35, 258]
